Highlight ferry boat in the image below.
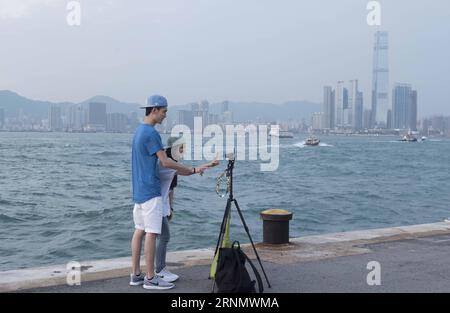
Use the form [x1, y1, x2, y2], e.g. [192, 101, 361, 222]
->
[305, 136, 320, 146]
[400, 133, 418, 142]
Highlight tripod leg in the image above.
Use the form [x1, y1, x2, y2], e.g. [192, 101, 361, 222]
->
[213, 198, 232, 256]
[233, 199, 272, 288]
[210, 198, 232, 292]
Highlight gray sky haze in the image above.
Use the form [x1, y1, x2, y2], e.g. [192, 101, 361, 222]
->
[1, 0, 449, 117]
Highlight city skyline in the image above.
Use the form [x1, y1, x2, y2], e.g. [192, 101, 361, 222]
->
[1, 90, 449, 137]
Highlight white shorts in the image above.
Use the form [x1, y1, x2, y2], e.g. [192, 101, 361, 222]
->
[133, 197, 163, 234]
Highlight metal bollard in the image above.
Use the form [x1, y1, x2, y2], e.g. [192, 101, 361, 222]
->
[260, 209, 293, 244]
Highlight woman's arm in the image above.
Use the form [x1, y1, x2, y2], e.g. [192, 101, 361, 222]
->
[198, 159, 220, 168]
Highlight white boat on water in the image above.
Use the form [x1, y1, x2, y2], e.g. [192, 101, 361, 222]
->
[304, 136, 320, 146]
[400, 133, 418, 142]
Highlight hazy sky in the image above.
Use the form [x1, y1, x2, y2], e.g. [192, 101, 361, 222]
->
[1, 0, 449, 116]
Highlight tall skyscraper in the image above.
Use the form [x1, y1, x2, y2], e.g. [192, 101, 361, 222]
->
[48, 105, 62, 131]
[200, 100, 209, 125]
[348, 80, 364, 130]
[371, 31, 390, 128]
[177, 110, 194, 129]
[335, 81, 345, 128]
[410, 90, 418, 131]
[221, 100, 233, 124]
[88, 102, 107, 131]
[189, 100, 210, 128]
[354, 91, 364, 130]
[363, 109, 372, 130]
[322, 86, 334, 129]
[107, 113, 128, 132]
[221, 101, 229, 113]
[392, 83, 418, 130]
[68, 104, 85, 131]
[312, 112, 323, 130]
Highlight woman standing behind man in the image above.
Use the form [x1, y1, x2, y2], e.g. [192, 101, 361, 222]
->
[155, 136, 219, 283]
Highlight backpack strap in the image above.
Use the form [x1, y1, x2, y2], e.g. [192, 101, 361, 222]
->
[242, 251, 264, 293]
[232, 246, 244, 291]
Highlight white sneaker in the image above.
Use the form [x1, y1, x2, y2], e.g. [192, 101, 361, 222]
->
[143, 275, 175, 290]
[155, 267, 179, 283]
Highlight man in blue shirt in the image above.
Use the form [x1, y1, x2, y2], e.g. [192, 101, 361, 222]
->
[129, 95, 206, 290]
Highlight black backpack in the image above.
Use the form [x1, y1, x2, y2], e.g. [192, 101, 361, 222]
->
[215, 241, 264, 293]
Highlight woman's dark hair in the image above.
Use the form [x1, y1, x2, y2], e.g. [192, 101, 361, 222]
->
[166, 147, 173, 160]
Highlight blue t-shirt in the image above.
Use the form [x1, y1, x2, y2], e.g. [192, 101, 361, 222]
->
[131, 124, 164, 204]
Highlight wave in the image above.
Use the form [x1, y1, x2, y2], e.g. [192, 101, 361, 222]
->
[293, 141, 334, 148]
[95, 151, 125, 157]
[63, 206, 126, 219]
[0, 213, 25, 223]
[0, 199, 38, 207]
[0, 199, 12, 205]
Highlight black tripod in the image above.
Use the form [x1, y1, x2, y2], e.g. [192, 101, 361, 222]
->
[211, 156, 271, 291]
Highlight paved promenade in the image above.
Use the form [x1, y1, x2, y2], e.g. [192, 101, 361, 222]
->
[2, 222, 450, 293]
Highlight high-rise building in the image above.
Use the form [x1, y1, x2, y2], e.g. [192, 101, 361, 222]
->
[189, 100, 210, 127]
[48, 105, 62, 131]
[88, 102, 107, 131]
[200, 100, 209, 125]
[387, 109, 392, 129]
[221, 101, 229, 113]
[371, 31, 390, 128]
[208, 113, 219, 125]
[190, 102, 200, 115]
[312, 112, 323, 130]
[354, 91, 364, 130]
[410, 90, 418, 131]
[0, 108, 4, 129]
[392, 83, 417, 130]
[323, 86, 334, 129]
[347, 81, 356, 127]
[221, 100, 233, 124]
[177, 110, 194, 129]
[335, 81, 345, 128]
[107, 113, 128, 132]
[67, 105, 85, 131]
[129, 111, 140, 130]
[431, 116, 445, 133]
[347, 80, 364, 130]
[363, 109, 372, 130]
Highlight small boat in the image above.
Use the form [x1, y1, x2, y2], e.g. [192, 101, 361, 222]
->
[305, 136, 320, 146]
[421, 136, 427, 141]
[400, 134, 418, 142]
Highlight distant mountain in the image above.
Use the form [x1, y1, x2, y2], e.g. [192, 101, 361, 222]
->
[0, 90, 141, 118]
[78, 95, 140, 114]
[0, 90, 321, 122]
[0, 90, 72, 118]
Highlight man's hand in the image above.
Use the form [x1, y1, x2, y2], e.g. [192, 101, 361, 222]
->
[208, 159, 220, 167]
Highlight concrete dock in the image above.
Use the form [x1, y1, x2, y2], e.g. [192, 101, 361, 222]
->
[2, 222, 450, 293]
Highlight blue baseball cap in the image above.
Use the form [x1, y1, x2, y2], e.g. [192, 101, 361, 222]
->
[140, 95, 168, 108]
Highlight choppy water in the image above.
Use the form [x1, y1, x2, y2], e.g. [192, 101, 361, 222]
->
[1, 132, 450, 271]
